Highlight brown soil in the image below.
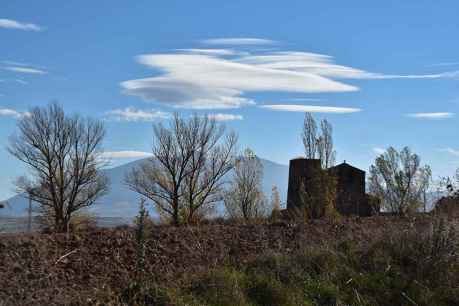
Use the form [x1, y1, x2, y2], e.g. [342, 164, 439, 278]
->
[0, 216, 456, 305]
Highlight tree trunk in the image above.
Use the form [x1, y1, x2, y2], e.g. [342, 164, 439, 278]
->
[172, 196, 180, 226]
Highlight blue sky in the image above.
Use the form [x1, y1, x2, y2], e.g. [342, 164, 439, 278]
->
[1, 1, 459, 200]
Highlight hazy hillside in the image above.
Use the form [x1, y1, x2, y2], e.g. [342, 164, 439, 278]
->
[1, 157, 289, 219]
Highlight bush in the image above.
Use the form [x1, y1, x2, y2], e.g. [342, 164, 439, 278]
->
[246, 273, 303, 306]
[190, 268, 248, 306]
[69, 211, 97, 232]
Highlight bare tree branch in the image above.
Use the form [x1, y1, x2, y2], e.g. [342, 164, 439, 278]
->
[368, 147, 431, 216]
[125, 113, 237, 225]
[8, 103, 109, 232]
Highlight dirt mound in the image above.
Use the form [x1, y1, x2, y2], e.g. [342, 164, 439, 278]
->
[0, 216, 454, 305]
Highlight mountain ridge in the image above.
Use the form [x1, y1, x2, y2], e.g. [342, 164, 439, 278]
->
[1, 157, 289, 218]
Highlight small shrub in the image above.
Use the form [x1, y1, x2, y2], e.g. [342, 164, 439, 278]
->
[190, 268, 248, 306]
[246, 273, 303, 306]
[304, 279, 339, 306]
[69, 211, 97, 232]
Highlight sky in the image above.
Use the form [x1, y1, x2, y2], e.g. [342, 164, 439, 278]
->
[1, 1, 459, 200]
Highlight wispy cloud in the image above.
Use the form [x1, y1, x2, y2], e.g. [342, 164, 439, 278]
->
[15, 79, 28, 85]
[259, 104, 361, 114]
[2, 60, 33, 67]
[407, 112, 455, 119]
[288, 98, 324, 102]
[4, 66, 47, 75]
[208, 113, 243, 121]
[202, 38, 276, 45]
[372, 147, 386, 155]
[238, 51, 459, 80]
[429, 62, 459, 67]
[121, 53, 356, 109]
[439, 148, 459, 157]
[0, 108, 30, 119]
[176, 49, 243, 56]
[0, 18, 42, 31]
[105, 107, 170, 122]
[121, 44, 458, 110]
[100, 151, 153, 159]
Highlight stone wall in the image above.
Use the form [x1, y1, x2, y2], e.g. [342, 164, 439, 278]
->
[286, 158, 379, 217]
[286, 158, 321, 210]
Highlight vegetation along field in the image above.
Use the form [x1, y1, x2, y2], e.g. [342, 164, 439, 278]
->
[2, 2, 459, 305]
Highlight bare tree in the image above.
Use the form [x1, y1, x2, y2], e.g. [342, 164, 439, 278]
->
[368, 146, 432, 216]
[182, 116, 238, 223]
[441, 168, 459, 198]
[302, 113, 336, 168]
[418, 166, 432, 213]
[317, 119, 336, 168]
[269, 185, 282, 221]
[224, 148, 267, 221]
[302, 113, 317, 159]
[270, 185, 281, 212]
[125, 113, 237, 225]
[8, 103, 109, 232]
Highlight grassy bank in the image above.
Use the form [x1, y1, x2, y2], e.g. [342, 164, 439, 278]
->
[0, 216, 457, 305]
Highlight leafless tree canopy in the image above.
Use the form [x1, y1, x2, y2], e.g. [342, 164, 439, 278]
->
[368, 146, 432, 215]
[317, 119, 336, 168]
[270, 185, 281, 212]
[8, 103, 109, 232]
[302, 113, 317, 159]
[125, 113, 237, 225]
[224, 148, 267, 221]
[302, 113, 336, 168]
[439, 168, 459, 198]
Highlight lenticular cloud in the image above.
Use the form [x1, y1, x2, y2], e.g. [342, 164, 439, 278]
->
[121, 43, 457, 110]
[121, 52, 357, 109]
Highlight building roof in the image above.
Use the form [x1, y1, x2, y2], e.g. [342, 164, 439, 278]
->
[328, 161, 365, 174]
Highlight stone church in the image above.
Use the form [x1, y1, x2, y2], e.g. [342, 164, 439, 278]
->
[286, 157, 379, 217]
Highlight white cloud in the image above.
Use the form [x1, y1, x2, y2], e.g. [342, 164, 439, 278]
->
[407, 112, 454, 119]
[259, 104, 361, 114]
[208, 113, 243, 121]
[429, 62, 459, 67]
[237, 51, 459, 80]
[372, 147, 386, 155]
[202, 38, 276, 45]
[100, 151, 153, 159]
[0, 108, 30, 119]
[0, 18, 42, 31]
[15, 79, 28, 85]
[105, 107, 170, 122]
[439, 148, 459, 157]
[2, 61, 32, 67]
[121, 46, 457, 110]
[4, 66, 47, 75]
[288, 98, 323, 102]
[176, 49, 242, 56]
[121, 53, 357, 109]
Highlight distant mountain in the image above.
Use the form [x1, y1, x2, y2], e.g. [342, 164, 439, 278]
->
[1, 158, 289, 219]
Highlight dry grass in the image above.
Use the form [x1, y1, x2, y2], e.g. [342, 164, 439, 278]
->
[0, 215, 457, 305]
